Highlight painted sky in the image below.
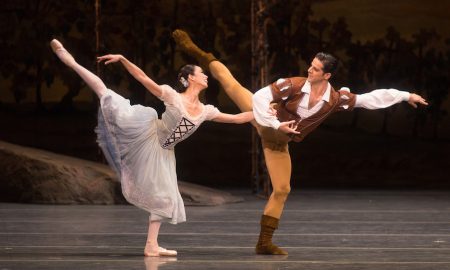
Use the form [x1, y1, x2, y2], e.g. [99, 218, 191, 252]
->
[311, 0, 450, 44]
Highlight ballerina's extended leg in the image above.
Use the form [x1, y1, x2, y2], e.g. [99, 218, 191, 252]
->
[50, 39, 107, 98]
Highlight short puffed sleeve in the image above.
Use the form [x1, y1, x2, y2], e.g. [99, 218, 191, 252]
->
[204, 104, 221, 120]
[336, 88, 357, 111]
[158, 84, 179, 105]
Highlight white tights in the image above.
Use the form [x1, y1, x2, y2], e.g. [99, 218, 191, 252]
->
[145, 219, 161, 254]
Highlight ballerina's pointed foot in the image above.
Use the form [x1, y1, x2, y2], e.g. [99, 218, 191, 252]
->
[50, 39, 75, 66]
[144, 246, 177, 257]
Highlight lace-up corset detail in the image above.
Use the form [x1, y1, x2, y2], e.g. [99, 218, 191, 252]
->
[156, 84, 220, 149]
[162, 117, 196, 149]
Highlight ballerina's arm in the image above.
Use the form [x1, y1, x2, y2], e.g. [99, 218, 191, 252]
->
[212, 111, 254, 124]
[97, 54, 163, 98]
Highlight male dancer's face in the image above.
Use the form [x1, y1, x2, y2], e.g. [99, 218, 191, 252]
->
[307, 58, 331, 84]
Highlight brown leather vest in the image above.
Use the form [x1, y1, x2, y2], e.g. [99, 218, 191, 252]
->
[270, 77, 356, 142]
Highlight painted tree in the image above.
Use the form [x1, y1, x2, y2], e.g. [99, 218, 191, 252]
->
[0, 0, 95, 112]
[411, 28, 440, 137]
[52, 1, 96, 112]
[310, 18, 330, 51]
[421, 41, 449, 139]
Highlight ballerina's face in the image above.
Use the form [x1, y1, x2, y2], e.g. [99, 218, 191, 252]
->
[188, 66, 208, 89]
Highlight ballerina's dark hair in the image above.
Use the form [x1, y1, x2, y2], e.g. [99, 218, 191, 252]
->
[176, 64, 196, 93]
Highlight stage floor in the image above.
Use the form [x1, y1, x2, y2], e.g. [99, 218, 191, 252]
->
[1, 190, 450, 270]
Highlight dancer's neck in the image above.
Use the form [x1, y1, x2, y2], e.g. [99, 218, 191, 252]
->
[310, 80, 328, 97]
[182, 86, 203, 104]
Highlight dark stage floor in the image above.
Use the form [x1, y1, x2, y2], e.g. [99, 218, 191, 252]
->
[1, 190, 450, 270]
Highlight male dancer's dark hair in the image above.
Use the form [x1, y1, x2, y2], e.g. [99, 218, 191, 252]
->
[315, 52, 338, 75]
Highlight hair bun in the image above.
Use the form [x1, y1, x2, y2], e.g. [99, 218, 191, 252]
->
[179, 77, 189, 87]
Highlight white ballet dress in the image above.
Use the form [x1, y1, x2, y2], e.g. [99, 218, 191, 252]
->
[96, 85, 220, 224]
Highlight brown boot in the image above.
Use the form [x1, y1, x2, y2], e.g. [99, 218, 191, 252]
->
[172, 29, 217, 70]
[255, 215, 288, 255]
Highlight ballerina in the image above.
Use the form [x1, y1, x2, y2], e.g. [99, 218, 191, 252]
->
[50, 39, 253, 257]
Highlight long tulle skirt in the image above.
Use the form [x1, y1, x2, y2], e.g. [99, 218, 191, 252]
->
[96, 89, 185, 224]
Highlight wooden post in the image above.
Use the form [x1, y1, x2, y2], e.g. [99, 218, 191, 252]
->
[251, 0, 271, 198]
[95, 0, 101, 78]
[94, 0, 105, 163]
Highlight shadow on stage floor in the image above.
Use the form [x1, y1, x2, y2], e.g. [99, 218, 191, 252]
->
[1, 189, 450, 270]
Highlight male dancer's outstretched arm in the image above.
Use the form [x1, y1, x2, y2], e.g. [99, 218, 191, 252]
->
[253, 86, 428, 132]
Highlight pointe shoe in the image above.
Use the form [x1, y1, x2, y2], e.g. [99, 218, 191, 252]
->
[144, 246, 177, 257]
[157, 247, 177, 256]
[50, 39, 75, 66]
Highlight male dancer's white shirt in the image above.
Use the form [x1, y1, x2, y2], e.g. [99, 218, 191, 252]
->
[252, 79, 411, 130]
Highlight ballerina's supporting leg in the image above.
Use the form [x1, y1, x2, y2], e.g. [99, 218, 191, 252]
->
[144, 219, 177, 257]
[50, 39, 107, 98]
[144, 219, 161, 256]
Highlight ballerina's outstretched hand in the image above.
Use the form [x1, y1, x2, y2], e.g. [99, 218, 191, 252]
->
[97, 54, 123, 65]
[97, 54, 162, 97]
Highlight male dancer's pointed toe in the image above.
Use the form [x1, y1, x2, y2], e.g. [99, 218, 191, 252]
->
[171, 29, 217, 70]
[171, 29, 195, 52]
[171, 29, 190, 44]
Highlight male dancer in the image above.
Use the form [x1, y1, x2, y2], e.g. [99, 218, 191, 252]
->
[172, 30, 428, 255]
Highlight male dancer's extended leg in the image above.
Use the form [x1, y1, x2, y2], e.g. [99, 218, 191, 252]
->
[172, 30, 253, 113]
[173, 29, 290, 255]
[50, 39, 107, 98]
[208, 61, 253, 113]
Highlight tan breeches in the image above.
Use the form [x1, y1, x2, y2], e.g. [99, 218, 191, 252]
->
[209, 60, 291, 219]
[209, 61, 254, 112]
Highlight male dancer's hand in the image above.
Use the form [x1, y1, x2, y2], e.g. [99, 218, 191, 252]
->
[408, 93, 428, 108]
[268, 107, 277, 116]
[278, 120, 300, 135]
